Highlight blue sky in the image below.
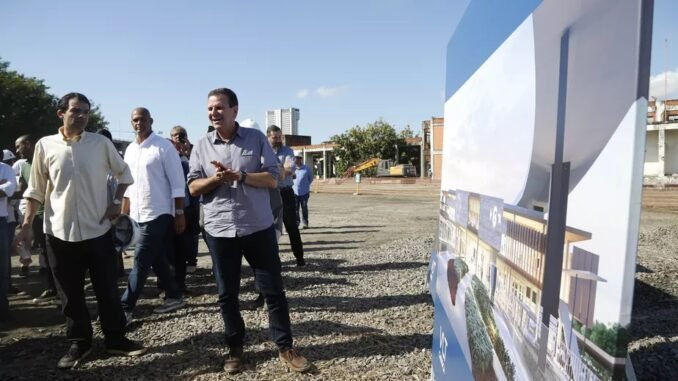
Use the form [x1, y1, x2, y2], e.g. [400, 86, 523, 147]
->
[0, 0, 675, 143]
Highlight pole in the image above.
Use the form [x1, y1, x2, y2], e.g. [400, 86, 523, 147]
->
[569, 275, 578, 351]
[538, 28, 571, 371]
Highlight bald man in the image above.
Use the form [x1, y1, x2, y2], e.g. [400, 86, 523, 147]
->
[120, 108, 186, 323]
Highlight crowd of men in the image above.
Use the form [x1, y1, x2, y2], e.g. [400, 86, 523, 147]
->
[0, 88, 316, 374]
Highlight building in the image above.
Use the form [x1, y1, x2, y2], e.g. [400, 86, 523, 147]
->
[266, 108, 300, 135]
[645, 99, 678, 184]
[423, 117, 444, 180]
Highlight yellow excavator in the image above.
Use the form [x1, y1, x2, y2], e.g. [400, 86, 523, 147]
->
[343, 157, 417, 178]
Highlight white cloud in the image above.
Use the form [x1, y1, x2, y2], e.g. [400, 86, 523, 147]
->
[649, 69, 678, 100]
[315, 85, 349, 97]
[296, 89, 309, 98]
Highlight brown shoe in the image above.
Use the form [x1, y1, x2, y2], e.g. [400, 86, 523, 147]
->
[279, 348, 311, 373]
[223, 346, 244, 374]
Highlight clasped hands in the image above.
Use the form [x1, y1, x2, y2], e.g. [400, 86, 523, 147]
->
[211, 161, 241, 184]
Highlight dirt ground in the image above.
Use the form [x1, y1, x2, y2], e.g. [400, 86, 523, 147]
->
[1, 181, 676, 380]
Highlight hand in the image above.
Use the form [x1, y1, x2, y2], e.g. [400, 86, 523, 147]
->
[174, 214, 186, 234]
[13, 223, 33, 253]
[100, 203, 122, 224]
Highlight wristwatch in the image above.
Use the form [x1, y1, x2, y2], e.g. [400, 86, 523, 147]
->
[175, 209, 184, 216]
[112, 199, 122, 206]
[240, 170, 247, 183]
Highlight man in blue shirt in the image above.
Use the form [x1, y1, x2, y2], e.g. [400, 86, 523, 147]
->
[188, 88, 311, 375]
[266, 125, 305, 266]
[292, 156, 313, 229]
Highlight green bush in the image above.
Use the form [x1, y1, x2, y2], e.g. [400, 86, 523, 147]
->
[588, 322, 630, 357]
[465, 288, 495, 379]
[471, 275, 496, 332]
[470, 276, 515, 380]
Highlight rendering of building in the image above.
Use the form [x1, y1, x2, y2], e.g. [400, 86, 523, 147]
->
[438, 189, 608, 380]
[266, 108, 300, 135]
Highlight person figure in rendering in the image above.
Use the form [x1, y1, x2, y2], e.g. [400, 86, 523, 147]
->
[14, 92, 146, 368]
[266, 125, 305, 266]
[292, 155, 313, 229]
[188, 88, 312, 374]
[120, 108, 187, 321]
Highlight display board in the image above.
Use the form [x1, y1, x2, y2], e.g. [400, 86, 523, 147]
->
[429, 0, 654, 380]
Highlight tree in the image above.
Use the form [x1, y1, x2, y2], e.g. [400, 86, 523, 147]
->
[398, 124, 416, 139]
[0, 58, 109, 149]
[331, 119, 402, 175]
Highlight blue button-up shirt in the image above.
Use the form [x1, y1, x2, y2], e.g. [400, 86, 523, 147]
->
[188, 126, 279, 238]
[273, 145, 295, 189]
[292, 164, 313, 196]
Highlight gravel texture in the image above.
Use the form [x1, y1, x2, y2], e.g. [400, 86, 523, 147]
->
[0, 192, 439, 380]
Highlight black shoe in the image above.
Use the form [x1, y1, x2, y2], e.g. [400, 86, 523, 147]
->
[106, 337, 147, 356]
[57, 341, 92, 369]
[296, 258, 306, 267]
[20, 266, 29, 278]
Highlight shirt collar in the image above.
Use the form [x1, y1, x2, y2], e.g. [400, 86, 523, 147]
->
[212, 123, 241, 144]
[59, 127, 85, 142]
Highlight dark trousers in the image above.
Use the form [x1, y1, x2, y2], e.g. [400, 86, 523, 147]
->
[0, 218, 9, 315]
[295, 193, 310, 226]
[121, 214, 181, 311]
[46, 230, 126, 342]
[184, 205, 200, 267]
[33, 216, 55, 291]
[171, 228, 198, 289]
[280, 188, 304, 261]
[5, 220, 14, 291]
[205, 225, 294, 350]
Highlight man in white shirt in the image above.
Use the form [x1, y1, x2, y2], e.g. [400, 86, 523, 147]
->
[120, 107, 186, 321]
[0, 160, 17, 322]
[14, 92, 146, 368]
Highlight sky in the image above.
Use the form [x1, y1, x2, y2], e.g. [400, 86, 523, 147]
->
[0, 0, 468, 143]
[0, 0, 675, 143]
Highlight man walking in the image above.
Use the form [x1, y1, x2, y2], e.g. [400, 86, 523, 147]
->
[292, 156, 313, 229]
[188, 88, 311, 374]
[266, 125, 305, 266]
[120, 108, 187, 321]
[14, 92, 146, 368]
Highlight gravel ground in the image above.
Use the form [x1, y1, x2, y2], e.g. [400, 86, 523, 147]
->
[629, 209, 678, 380]
[2, 184, 677, 380]
[0, 191, 439, 380]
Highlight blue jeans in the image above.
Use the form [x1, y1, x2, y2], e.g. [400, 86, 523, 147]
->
[205, 225, 294, 350]
[0, 217, 9, 316]
[295, 193, 310, 226]
[121, 214, 181, 311]
[46, 230, 126, 341]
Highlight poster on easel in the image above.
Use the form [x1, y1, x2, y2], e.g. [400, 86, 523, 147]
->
[428, 1, 654, 380]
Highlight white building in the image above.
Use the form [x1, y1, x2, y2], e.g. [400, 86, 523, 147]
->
[266, 108, 300, 135]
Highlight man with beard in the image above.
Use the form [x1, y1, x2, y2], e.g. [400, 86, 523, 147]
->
[14, 93, 146, 368]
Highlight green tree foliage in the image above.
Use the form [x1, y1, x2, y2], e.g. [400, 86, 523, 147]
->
[464, 288, 497, 381]
[0, 58, 109, 150]
[398, 124, 416, 139]
[330, 119, 402, 175]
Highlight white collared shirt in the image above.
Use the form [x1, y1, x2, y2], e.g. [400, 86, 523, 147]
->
[0, 162, 17, 218]
[124, 132, 185, 223]
[24, 129, 134, 242]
